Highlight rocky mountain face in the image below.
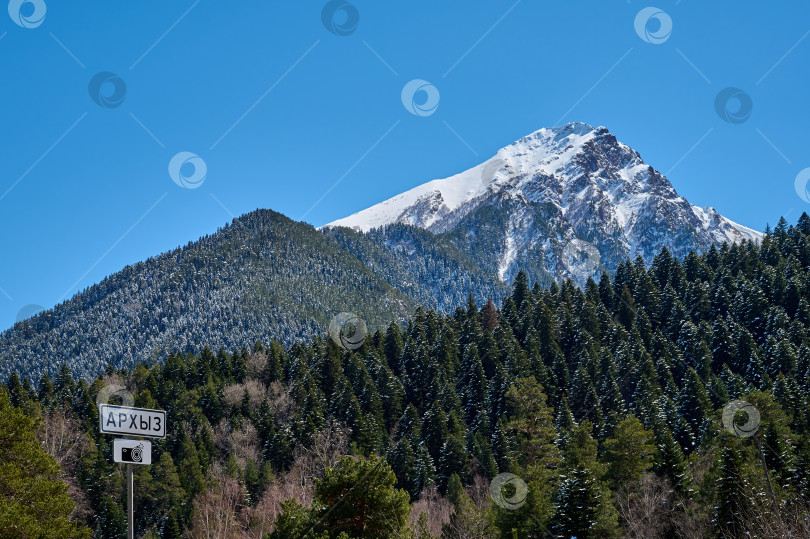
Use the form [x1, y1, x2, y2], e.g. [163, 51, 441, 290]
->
[326, 122, 761, 285]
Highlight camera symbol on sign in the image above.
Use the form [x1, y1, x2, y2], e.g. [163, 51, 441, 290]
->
[121, 443, 144, 463]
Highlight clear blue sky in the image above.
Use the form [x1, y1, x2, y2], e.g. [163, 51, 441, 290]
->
[1, 0, 808, 329]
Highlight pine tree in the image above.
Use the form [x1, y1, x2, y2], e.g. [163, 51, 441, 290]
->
[396, 403, 422, 446]
[54, 364, 77, 406]
[150, 451, 185, 517]
[445, 473, 464, 506]
[491, 417, 514, 471]
[244, 458, 265, 505]
[6, 372, 26, 407]
[677, 368, 711, 450]
[0, 389, 90, 538]
[264, 340, 285, 383]
[38, 373, 55, 407]
[422, 401, 449, 464]
[95, 496, 127, 538]
[442, 489, 496, 538]
[654, 423, 688, 491]
[467, 430, 498, 479]
[414, 445, 436, 493]
[512, 270, 530, 315]
[504, 376, 559, 468]
[413, 511, 433, 539]
[603, 415, 656, 487]
[272, 455, 411, 538]
[459, 344, 488, 425]
[617, 285, 637, 328]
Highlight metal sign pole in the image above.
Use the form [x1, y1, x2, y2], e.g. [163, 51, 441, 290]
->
[127, 463, 134, 539]
[98, 402, 163, 538]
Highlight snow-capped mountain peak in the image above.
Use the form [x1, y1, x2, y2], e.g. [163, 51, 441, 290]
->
[325, 122, 761, 283]
[326, 122, 645, 231]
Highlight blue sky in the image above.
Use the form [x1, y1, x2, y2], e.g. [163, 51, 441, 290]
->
[1, 0, 809, 328]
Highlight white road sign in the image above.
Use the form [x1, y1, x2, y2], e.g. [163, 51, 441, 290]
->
[113, 438, 152, 465]
[99, 404, 166, 439]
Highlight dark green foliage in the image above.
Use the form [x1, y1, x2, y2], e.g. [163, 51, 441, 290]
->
[551, 421, 620, 538]
[603, 415, 656, 487]
[271, 454, 411, 538]
[0, 389, 91, 538]
[389, 438, 418, 498]
[714, 438, 749, 536]
[7, 215, 810, 536]
[95, 496, 126, 538]
[446, 473, 464, 507]
[437, 434, 470, 492]
[0, 211, 422, 383]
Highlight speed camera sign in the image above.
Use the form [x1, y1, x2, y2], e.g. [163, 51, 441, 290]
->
[113, 438, 152, 465]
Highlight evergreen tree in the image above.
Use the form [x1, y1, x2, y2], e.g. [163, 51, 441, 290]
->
[441, 490, 496, 539]
[504, 376, 559, 468]
[272, 455, 411, 538]
[551, 421, 620, 538]
[422, 401, 449, 463]
[481, 297, 499, 332]
[459, 344, 488, 425]
[677, 368, 711, 450]
[714, 438, 750, 537]
[9, 214, 810, 537]
[389, 438, 418, 498]
[177, 432, 205, 500]
[95, 496, 127, 539]
[0, 389, 90, 538]
[437, 435, 470, 492]
[603, 415, 656, 487]
[150, 451, 185, 519]
[445, 473, 464, 507]
[654, 423, 688, 491]
[414, 445, 436, 493]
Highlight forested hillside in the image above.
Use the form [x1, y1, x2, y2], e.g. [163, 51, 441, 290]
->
[0, 210, 512, 385]
[5, 215, 810, 537]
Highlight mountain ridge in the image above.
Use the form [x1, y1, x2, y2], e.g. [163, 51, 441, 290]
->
[1, 123, 763, 383]
[0, 210, 514, 383]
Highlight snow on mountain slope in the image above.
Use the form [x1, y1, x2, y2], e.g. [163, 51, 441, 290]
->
[326, 124, 597, 232]
[325, 122, 761, 283]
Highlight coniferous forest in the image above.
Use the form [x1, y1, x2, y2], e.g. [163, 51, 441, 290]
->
[7, 215, 810, 537]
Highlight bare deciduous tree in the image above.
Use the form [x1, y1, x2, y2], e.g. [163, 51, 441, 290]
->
[38, 409, 92, 522]
[250, 419, 350, 535]
[294, 420, 350, 477]
[266, 381, 297, 425]
[212, 420, 261, 471]
[245, 352, 267, 381]
[187, 466, 249, 539]
[718, 491, 810, 538]
[615, 474, 674, 538]
[409, 485, 452, 538]
[221, 381, 266, 414]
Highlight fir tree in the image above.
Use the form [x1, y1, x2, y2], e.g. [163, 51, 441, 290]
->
[714, 438, 750, 537]
[551, 421, 620, 538]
